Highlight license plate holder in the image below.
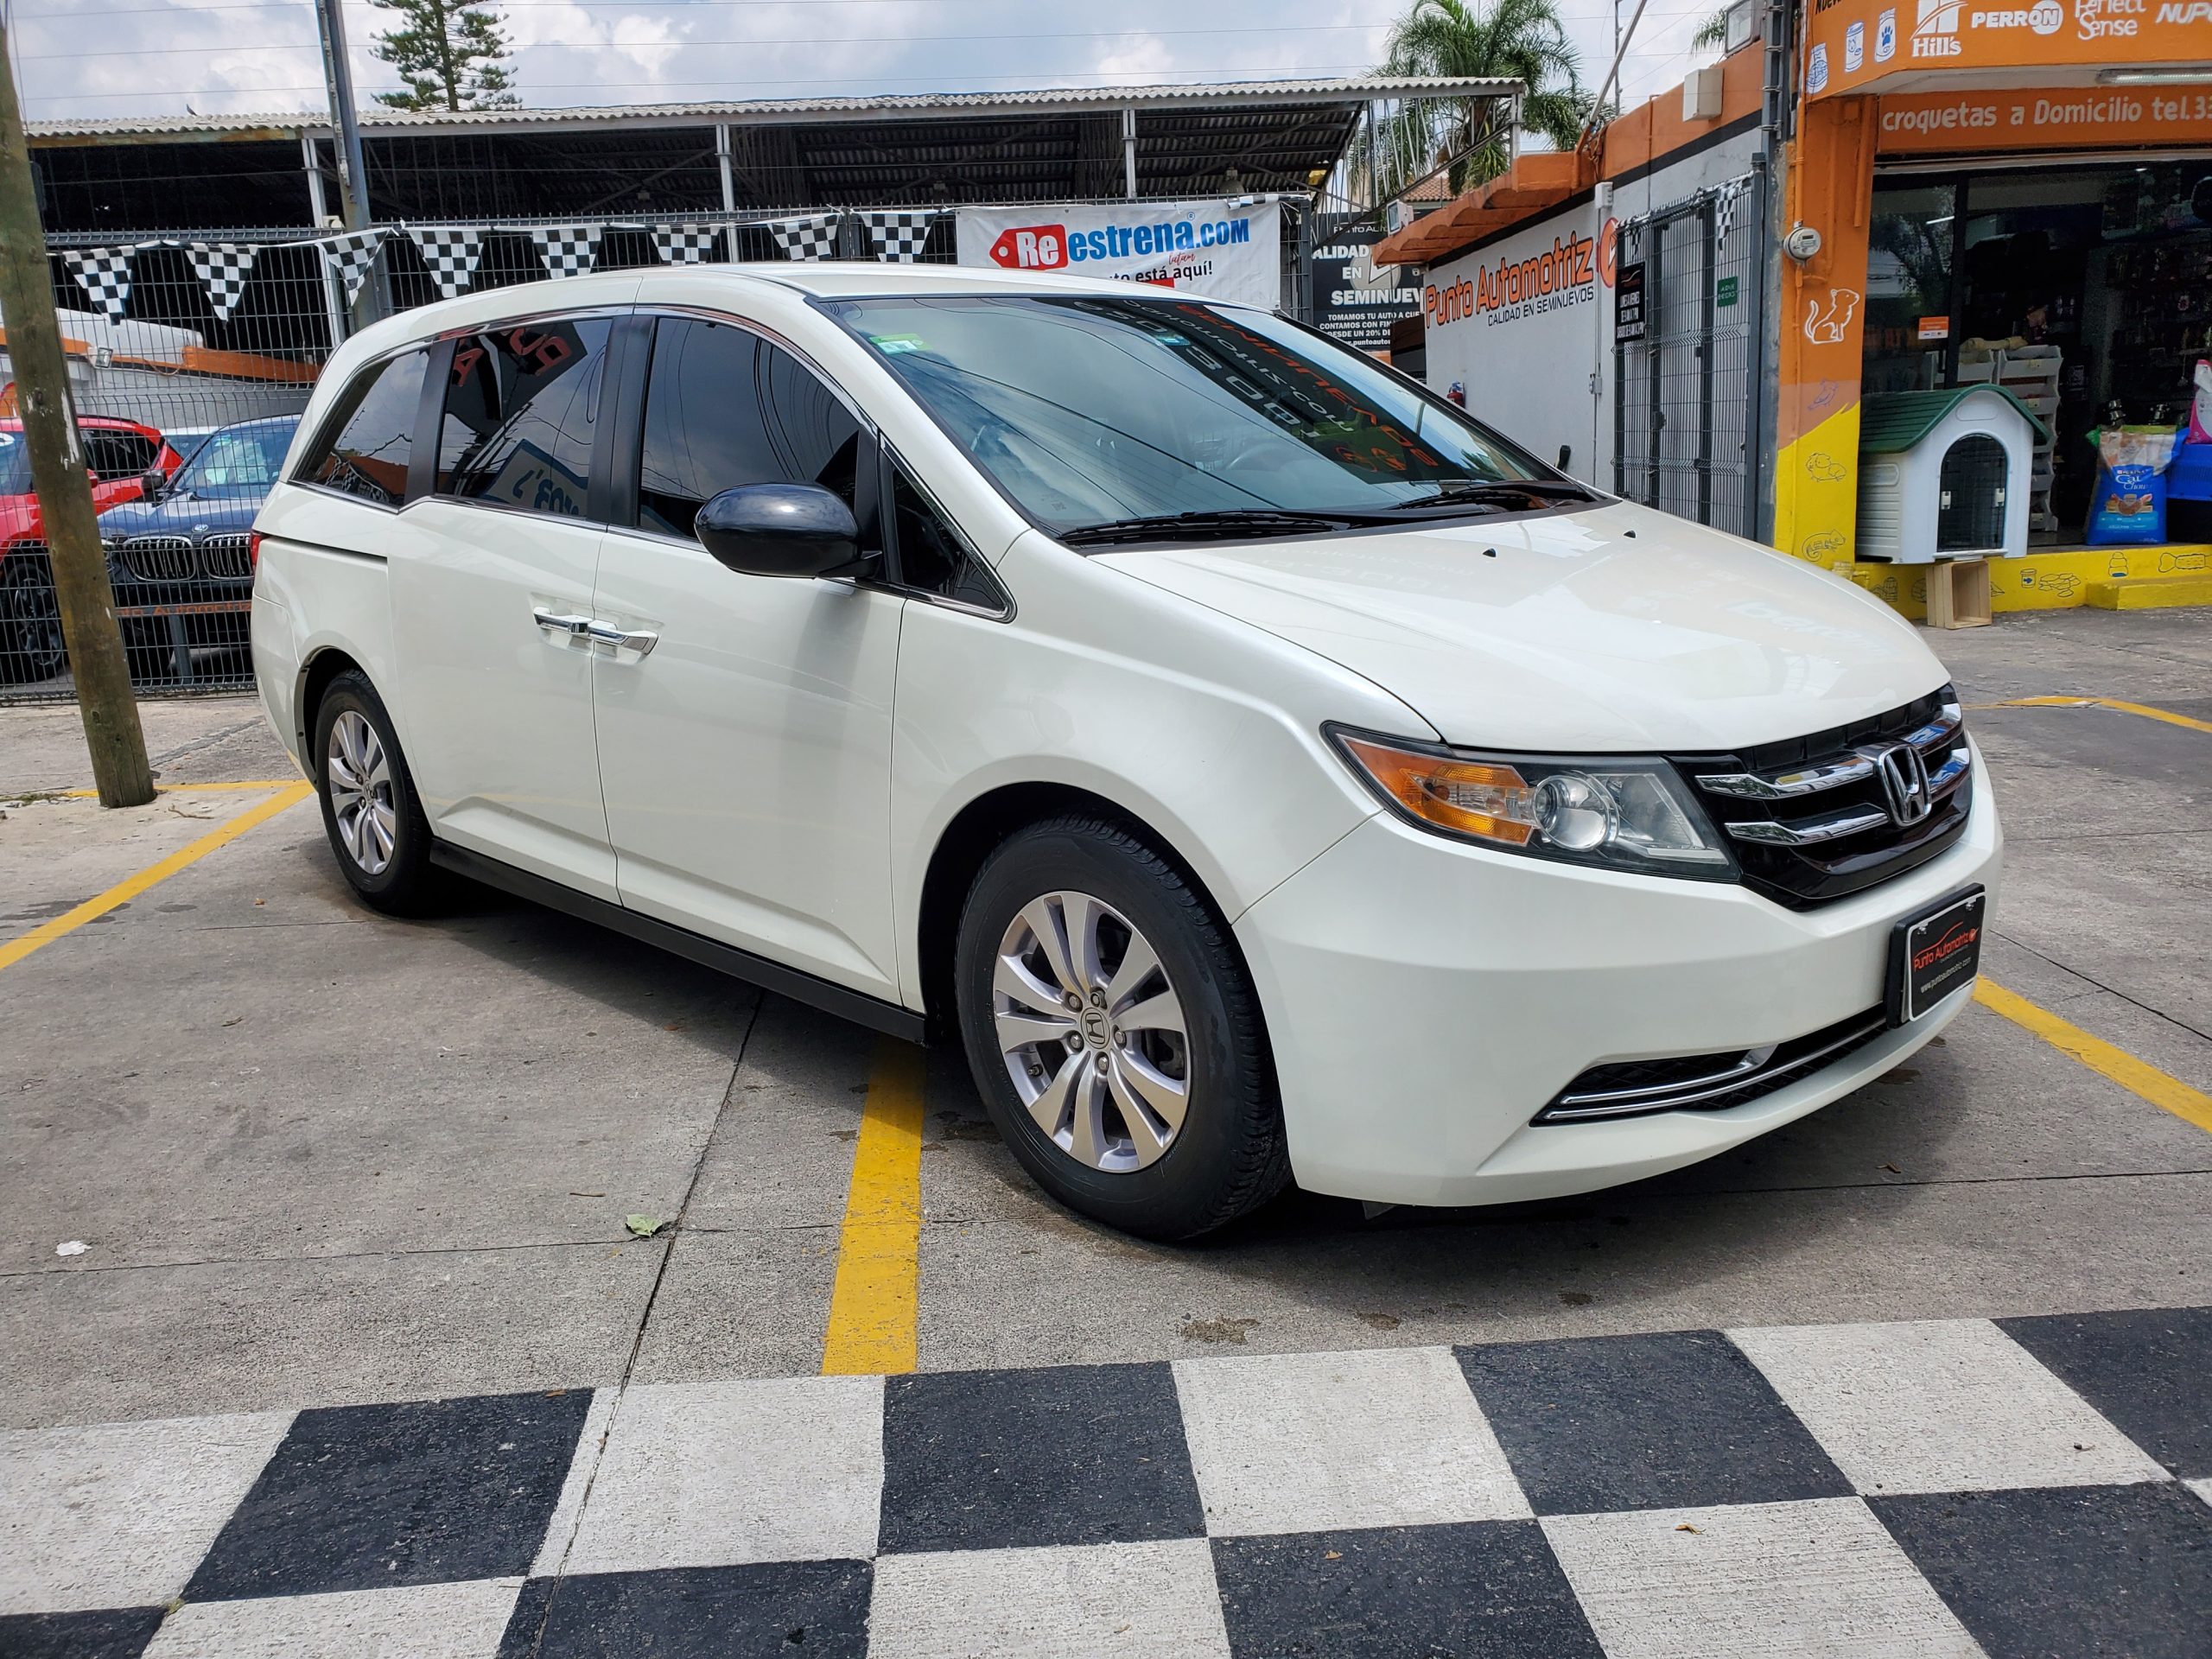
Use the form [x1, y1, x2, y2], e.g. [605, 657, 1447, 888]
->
[1887, 886, 1986, 1026]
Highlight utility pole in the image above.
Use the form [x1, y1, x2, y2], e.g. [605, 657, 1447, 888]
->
[0, 18, 154, 806]
[314, 0, 385, 321]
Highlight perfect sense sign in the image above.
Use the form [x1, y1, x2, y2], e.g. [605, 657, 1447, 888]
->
[1802, 0, 2212, 99]
[957, 200, 1282, 308]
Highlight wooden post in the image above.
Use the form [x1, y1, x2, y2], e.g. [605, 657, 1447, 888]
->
[0, 18, 155, 805]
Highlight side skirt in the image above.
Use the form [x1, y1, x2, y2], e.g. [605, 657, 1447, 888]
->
[429, 842, 928, 1045]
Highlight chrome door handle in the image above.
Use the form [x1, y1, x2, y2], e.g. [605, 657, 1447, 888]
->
[533, 608, 593, 638]
[585, 620, 658, 656]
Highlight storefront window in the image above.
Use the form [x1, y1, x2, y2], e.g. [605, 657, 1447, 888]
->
[1865, 163, 2212, 543]
[1864, 181, 1956, 396]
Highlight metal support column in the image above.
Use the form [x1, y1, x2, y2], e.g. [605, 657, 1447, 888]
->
[715, 124, 738, 214]
[1122, 108, 1138, 200]
[1698, 205, 1717, 524]
[312, 0, 382, 321]
[300, 134, 350, 354]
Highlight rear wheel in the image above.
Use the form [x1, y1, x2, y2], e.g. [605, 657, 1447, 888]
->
[313, 670, 442, 915]
[0, 550, 67, 684]
[955, 816, 1287, 1240]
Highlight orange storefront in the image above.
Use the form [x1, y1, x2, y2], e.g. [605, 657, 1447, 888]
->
[1773, 0, 2212, 606]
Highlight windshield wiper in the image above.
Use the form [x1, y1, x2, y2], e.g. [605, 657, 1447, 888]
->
[1391, 479, 1599, 512]
[1058, 508, 1391, 547]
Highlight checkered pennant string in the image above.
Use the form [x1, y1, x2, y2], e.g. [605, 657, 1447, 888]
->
[530, 223, 604, 280]
[649, 222, 725, 264]
[184, 242, 260, 321]
[862, 210, 940, 264]
[1713, 181, 1742, 251]
[768, 213, 841, 262]
[318, 229, 386, 307]
[62, 247, 136, 321]
[407, 225, 486, 300]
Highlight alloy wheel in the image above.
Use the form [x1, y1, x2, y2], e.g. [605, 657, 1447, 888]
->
[326, 709, 397, 876]
[993, 889, 1192, 1173]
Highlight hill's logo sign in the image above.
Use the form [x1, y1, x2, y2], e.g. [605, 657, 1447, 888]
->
[957, 200, 1281, 308]
[1427, 232, 1601, 329]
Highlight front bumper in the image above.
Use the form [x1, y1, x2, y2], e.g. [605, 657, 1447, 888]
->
[1234, 752, 2001, 1207]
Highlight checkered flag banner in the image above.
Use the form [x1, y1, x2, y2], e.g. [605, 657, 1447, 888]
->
[863, 210, 941, 264]
[407, 225, 486, 300]
[62, 247, 136, 321]
[768, 213, 841, 262]
[650, 223, 726, 264]
[318, 229, 387, 307]
[184, 241, 260, 321]
[531, 224, 604, 280]
[1713, 179, 1744, 251]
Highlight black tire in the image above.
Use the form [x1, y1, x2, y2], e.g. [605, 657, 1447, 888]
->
[312, 670, 443, 916]
[0, 550, 67, 685]
[955, 815, 1288, 1241]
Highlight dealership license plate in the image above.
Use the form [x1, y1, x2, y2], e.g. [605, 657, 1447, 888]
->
[1887, 887, 1986, 1026]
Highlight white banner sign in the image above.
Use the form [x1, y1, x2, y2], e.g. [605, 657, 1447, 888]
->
[955, 199, 1281, 308]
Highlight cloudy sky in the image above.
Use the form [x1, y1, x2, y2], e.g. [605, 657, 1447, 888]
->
[13, 0, 1726, 130]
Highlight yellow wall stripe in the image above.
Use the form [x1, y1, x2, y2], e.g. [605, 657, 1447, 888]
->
[1976, 979, 2212, 1136]
[0, 781, 315, 976]
[821, 1037, 928, 1376]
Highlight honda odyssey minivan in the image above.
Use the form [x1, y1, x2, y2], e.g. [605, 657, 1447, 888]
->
[252, 264, 1998, 1239]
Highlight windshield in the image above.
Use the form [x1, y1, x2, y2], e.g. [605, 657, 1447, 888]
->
[175, 422, 295, 496]
[826, 295, 1567, 541]
[0, 429, 29, 495]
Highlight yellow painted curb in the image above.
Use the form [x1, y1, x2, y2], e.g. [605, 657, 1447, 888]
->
[821, 1037, 928, 1376]
[2087, 574, 2212, 611]
[0, 782, 316, 976]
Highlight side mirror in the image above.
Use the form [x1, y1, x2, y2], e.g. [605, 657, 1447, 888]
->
[140, 468, 167, 501]
[695, 483, 868, 579]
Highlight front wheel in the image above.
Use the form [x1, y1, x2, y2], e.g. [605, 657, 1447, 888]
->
[0, 550, 67, 684]
[954, 816, 1287, 1240]
[312, 670, 442, 915]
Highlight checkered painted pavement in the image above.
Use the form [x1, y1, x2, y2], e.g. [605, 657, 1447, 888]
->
[5, 1308, 2207, 1657]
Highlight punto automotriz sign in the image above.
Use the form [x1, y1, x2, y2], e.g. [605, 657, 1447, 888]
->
[1427, 231, 1601, 331]
[955, 199, 1283, 308]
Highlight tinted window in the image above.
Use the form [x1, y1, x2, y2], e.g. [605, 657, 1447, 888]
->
[301, 349, 429, 505]
[85, 431, 158, 480]
[438, 319, 611, 519]
[891, 463, 1000, 609]
[635, 319, 861, 540]
[177, 422, 294, 495]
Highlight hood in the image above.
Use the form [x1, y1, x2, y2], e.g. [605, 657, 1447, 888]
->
[97, 489, 264, 539]
[1095, 500, 1947, 753]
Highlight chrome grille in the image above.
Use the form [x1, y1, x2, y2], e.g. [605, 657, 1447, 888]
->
[121, 535, 196, 582]
[1673, 686, 1973, 907]
[200, 533, 254, 581]
[1536, 1007, 1890, 1122]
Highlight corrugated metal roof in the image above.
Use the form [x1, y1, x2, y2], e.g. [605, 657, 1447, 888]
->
[28, 77, 1518, 143]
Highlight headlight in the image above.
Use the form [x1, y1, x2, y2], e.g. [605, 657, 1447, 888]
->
[1328, 727, 1735, 879]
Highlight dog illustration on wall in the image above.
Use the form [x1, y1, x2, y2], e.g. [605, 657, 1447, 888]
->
[1804, 287, 1860, 346]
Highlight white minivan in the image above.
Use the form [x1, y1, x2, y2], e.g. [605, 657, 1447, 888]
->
[252, 263, 1998, 1238]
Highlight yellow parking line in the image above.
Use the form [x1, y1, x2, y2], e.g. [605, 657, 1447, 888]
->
[0, 781, 315, 976]
[821, 1036, 928, 1376]
[1977, 978, 2212, 1136]
[1985, 696, 2212, 734]
[55, 779, 302, 797]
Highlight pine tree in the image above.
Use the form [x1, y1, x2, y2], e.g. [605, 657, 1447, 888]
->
[369, 0, 520, 111]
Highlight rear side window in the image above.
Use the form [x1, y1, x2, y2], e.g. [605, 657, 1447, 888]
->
[298, 349, 429, 505]
[634, 318, 861, 541]
[84, 431, 158, 480]
[437, 319, 613, 520]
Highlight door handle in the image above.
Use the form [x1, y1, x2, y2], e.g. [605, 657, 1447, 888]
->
[585, 620, 658, 657]
[533, 608, 593, 638]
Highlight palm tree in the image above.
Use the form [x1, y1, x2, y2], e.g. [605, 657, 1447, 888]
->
[1377, 0, 1590, 195]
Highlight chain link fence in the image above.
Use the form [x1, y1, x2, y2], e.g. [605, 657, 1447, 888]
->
[1613, 174, 1764, 542]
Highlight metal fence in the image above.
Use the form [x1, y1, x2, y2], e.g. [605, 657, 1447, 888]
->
[12, 201, 1300, 702]
[1613, 174, 1764, 541]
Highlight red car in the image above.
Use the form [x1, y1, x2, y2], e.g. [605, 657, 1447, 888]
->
[0, 416, 184, 683]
